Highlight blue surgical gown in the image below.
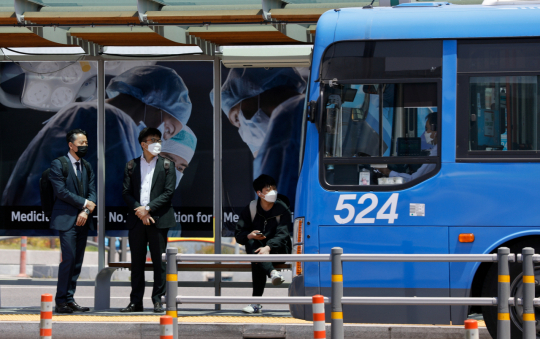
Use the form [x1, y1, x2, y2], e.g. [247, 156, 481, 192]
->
[253, 94, 305, 213]
[1, 102, 141, 207]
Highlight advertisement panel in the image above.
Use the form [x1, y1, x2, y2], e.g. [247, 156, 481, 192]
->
[0, 61, 214, 237]
[220, 66, 309, 237]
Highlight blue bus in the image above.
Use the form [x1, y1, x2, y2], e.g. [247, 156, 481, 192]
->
[289, 2, 540, 338]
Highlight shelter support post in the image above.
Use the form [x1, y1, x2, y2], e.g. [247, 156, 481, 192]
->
[213, 56, 223, 310]
[97, 59, 106, 272]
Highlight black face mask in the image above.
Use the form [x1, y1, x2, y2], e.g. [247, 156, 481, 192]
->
[75, 145, 88, 158]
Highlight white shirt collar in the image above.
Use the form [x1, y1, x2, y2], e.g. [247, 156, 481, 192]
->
[67, 152, 79, 164]
[141, 154, 158, 165]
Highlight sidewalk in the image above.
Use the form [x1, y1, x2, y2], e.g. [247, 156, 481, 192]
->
[0, 307, 492, 339]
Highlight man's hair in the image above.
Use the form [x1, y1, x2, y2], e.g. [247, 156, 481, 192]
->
[253, 174, 277, 193]
[426, 113, 438, 131]
[66, 129, 87, 144]
[138, 127, 162, 144]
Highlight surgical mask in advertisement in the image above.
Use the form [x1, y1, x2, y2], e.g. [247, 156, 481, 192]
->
[157, 122, 165, 135]
[75, 145, 88, 158]
[423, 131, 434, 145]
[237, 105, 270, 151]
[262, 190, 277, 203]
[147, 142, 161, 156]
[175, 170, 183, 189]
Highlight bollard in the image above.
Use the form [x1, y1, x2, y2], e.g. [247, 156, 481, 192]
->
[331, 247, 344, 339]
[464, 319, 479, 339]
[18, 236, 28, 277]
[521, 247, 535, 339]
[40, 294, 53, 339]
[497, 247, 510, 339]
[166, 247, 178, 339]
[160, 315, 174, 339]
[312, 295, 326, 339]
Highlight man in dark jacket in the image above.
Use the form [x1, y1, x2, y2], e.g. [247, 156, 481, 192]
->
[121, 127, 177, 313]
[235, 174, 292, 314]
[49, 129, 96, 313]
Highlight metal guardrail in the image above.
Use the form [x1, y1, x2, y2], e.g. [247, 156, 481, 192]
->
[162, 246, 539, 339]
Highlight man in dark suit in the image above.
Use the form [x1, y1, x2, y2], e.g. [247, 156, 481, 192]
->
[121, 127, 176, 313]
[49, 129, 96, 313]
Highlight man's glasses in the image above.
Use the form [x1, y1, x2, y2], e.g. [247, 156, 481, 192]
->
[145, 138, 162, 144]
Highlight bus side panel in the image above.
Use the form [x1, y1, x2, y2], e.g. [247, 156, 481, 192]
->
[449, 226, 540, 325]
[319, 226, 450, 324]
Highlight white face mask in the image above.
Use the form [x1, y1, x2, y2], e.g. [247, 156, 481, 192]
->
[261, 190, 277, 203]
[237, 96, 270, 153]
[175, 170, 183, 189]
[423, 131, 434, 145]
[147, 142, 161, 156]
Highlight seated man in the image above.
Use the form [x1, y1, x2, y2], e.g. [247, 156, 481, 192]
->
[379, 112, 438, 182]
[234, 174, 292, 314]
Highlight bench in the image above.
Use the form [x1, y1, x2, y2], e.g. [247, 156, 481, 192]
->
[94, 262, 292, 310]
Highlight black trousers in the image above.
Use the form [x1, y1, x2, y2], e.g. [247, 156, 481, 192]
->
[129, 220, 169, 304]
[245, 239, 285, 297]
[56, 224, 89, 305]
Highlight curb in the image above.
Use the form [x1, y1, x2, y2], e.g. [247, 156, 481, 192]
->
[0, 321, 492, 339]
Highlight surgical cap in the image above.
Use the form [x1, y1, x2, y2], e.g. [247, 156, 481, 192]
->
[161, 125, 197, 163]
[211, 68, 306, 117]
[106, 65, 192, 126]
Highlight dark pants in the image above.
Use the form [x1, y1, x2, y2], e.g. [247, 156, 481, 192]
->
[245, 239, 285, 297]
[129, 220, 169, 304]
[56, 224, 89, 305]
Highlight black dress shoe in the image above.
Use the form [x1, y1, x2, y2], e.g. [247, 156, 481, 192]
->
[153, 302, 164, 313]
[67, 301, 90, 312]
[55, 303, 74, 314]
[120, 303, 144, 312]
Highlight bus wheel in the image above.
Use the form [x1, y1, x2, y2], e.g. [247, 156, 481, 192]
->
[481, 240, 540, 339]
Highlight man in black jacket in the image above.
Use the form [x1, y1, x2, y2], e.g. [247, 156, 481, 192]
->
[121, 127, 176, 313]
[235, 174, 292, 314]
[49, 129, 96, 313]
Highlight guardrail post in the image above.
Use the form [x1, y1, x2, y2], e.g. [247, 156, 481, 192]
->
[331, 247, 344, 339]
[40, 293, 53, 339]
[522, 247, 535, 339]
[464, 319, 478, 339]
[497, 247, 510, 339]
[312, 295, 326, 339]
[166, 247, 178, 339]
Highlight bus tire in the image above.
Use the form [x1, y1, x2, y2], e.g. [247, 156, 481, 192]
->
[481, 239, 540, 339]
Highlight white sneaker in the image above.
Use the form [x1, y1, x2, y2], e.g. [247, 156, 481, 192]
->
[271, 270, 285, 286]
[242, 304, 263, 314]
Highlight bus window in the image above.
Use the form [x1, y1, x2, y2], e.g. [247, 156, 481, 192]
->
[467, 76, 539, 152]
[322, 82, 440, 189]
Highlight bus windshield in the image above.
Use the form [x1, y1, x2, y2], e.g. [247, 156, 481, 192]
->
[322, 82, 439, 188]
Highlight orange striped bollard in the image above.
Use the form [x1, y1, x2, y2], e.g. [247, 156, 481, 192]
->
[40, 294, 53, 339]
[312, 294, 326, 339]
[160, 315, 174, 339]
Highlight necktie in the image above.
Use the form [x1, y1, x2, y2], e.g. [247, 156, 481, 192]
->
[75, 162, 82, 179]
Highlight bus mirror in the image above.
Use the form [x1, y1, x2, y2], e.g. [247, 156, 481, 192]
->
[307, 100, 317, 123]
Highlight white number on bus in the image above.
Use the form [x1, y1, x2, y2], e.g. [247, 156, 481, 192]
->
[334, 193, 399, 224]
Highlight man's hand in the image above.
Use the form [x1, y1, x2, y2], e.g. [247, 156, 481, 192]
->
[255, 246, 271, 255]
[87, 201, 96, 213]
[142, 214, 155, 226]
[247, 230, 266, 241]
[135, 206, 149, 219]
[76, 211, 88, 226]
[379, 168, 391, 176]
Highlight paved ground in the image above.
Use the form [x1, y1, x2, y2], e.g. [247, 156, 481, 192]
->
[0, 285, 290, 310]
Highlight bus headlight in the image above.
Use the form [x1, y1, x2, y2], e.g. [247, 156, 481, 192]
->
[292, 217, 304, 276]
